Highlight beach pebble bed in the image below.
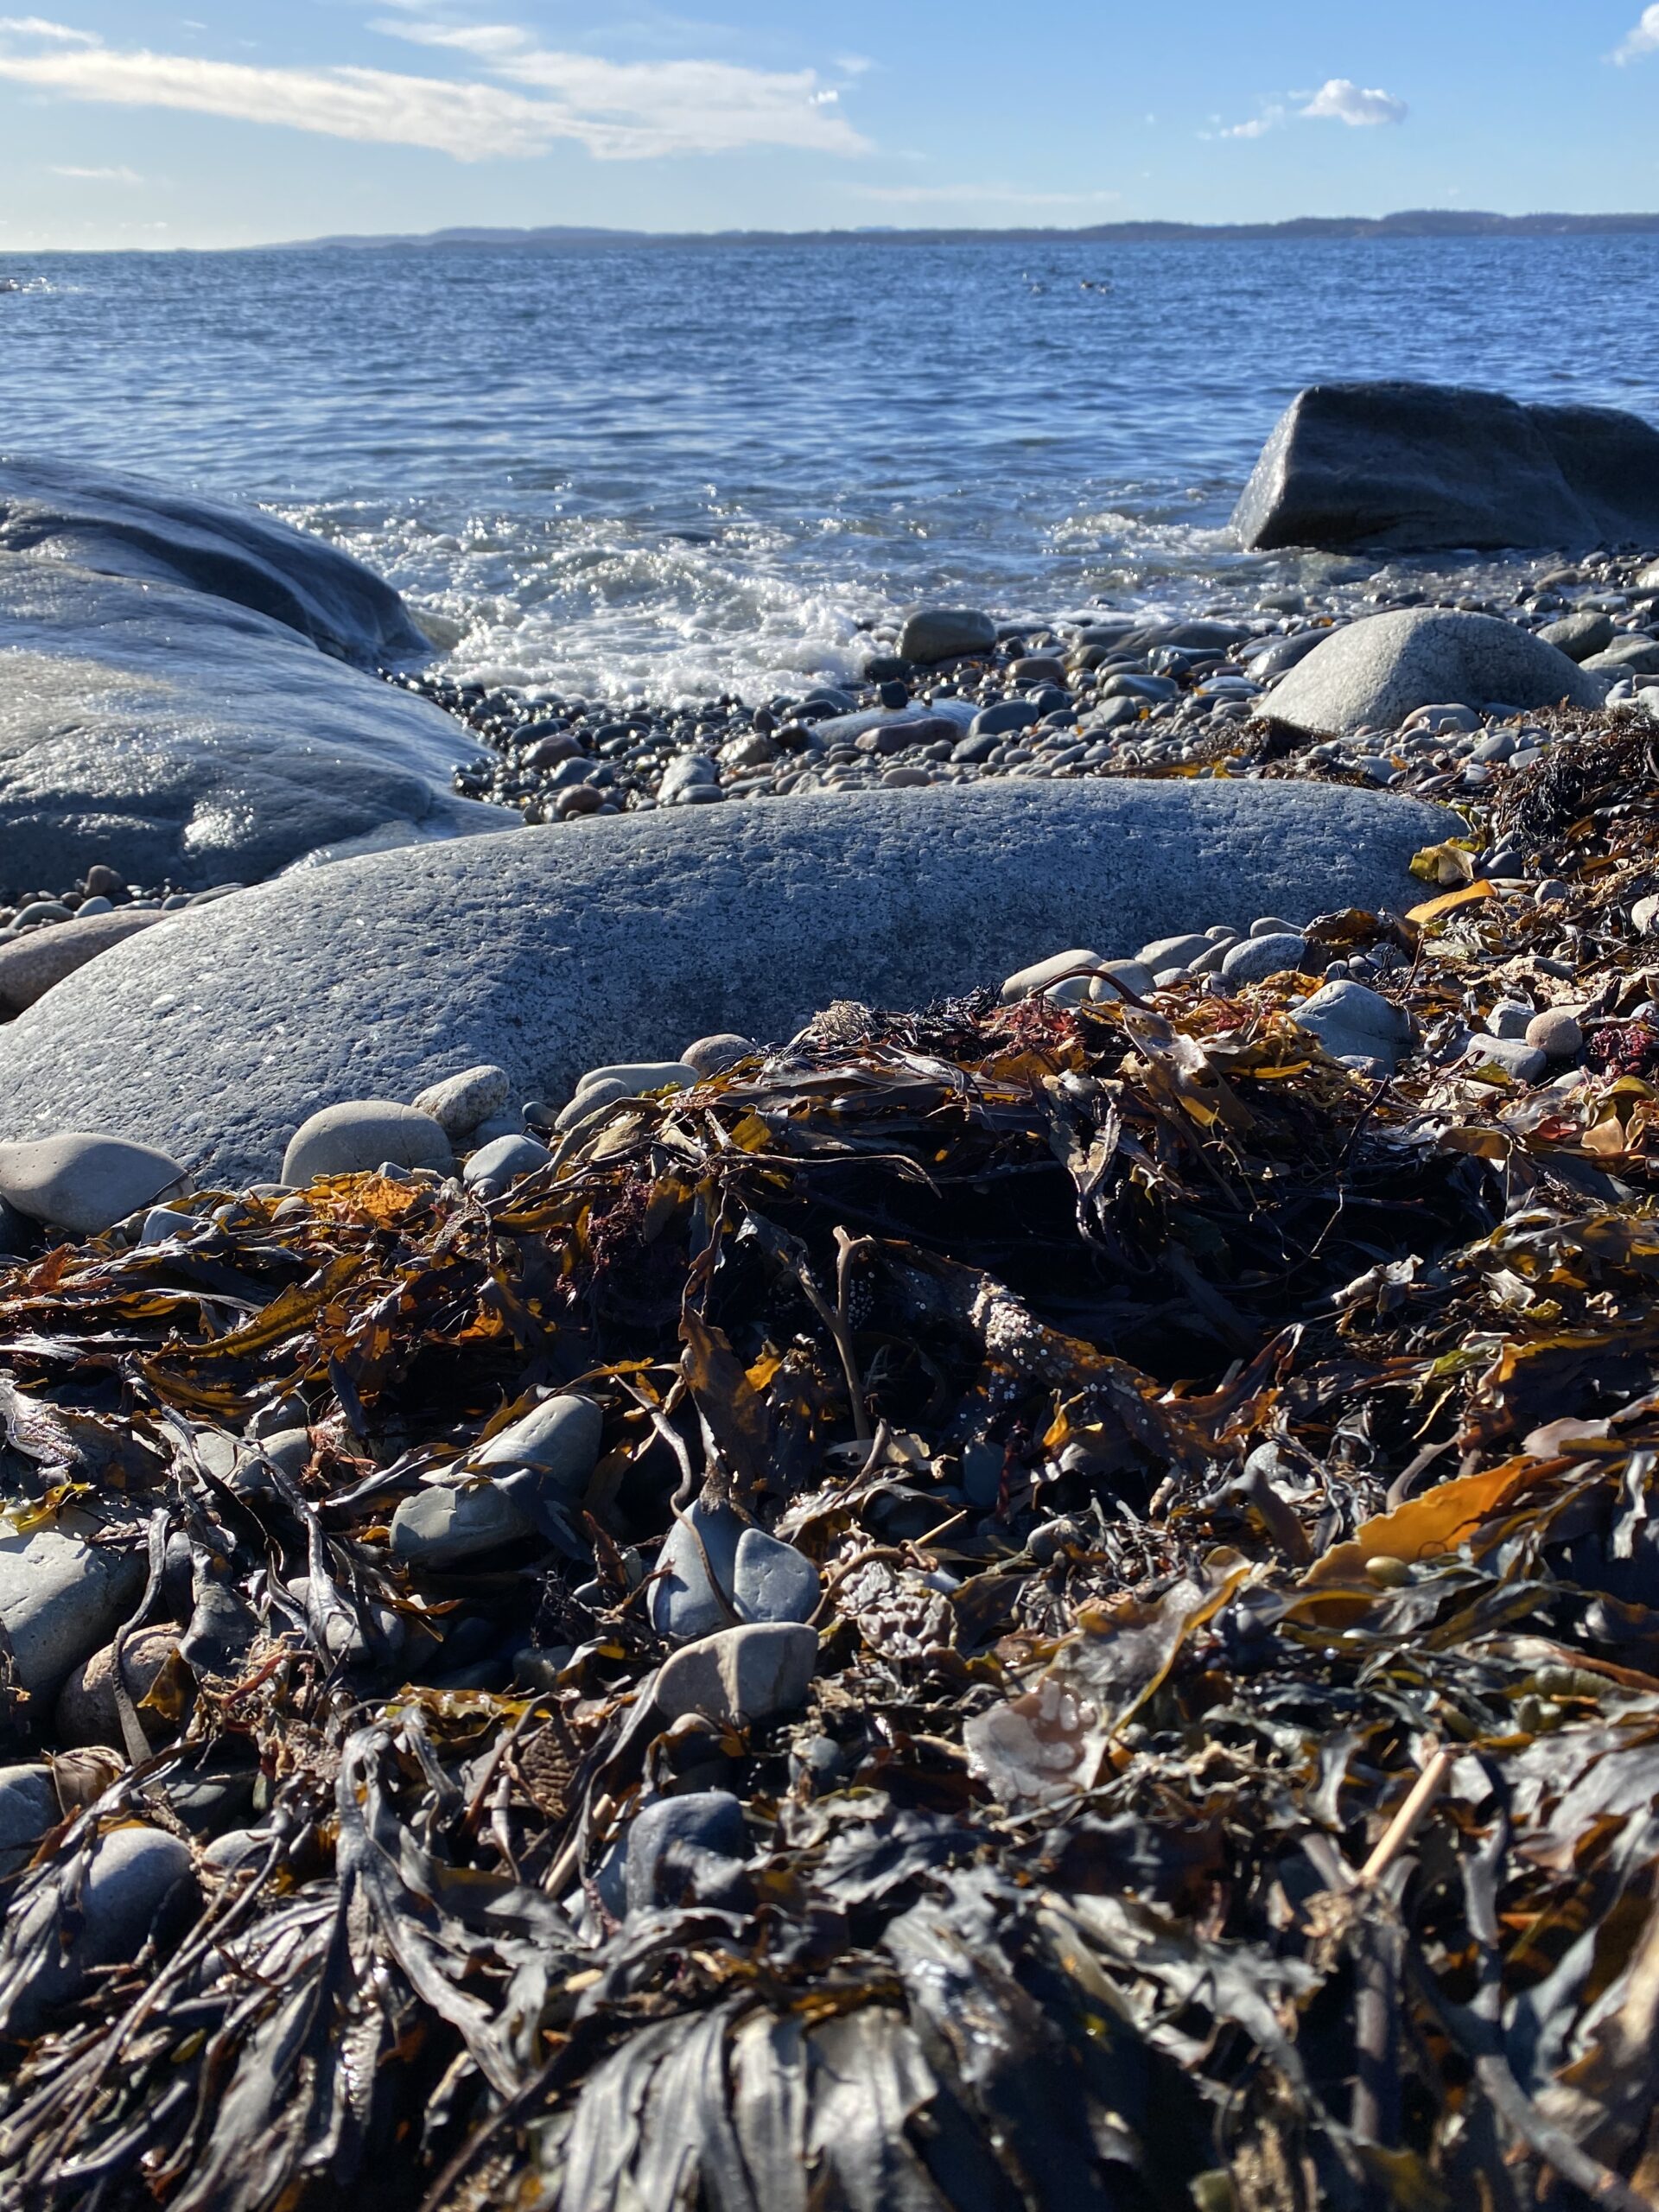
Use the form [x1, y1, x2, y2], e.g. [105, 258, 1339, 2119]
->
[405, 550, 1659, 823]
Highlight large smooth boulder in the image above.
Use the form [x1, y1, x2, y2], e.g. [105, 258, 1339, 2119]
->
[1233, 382, 1659, 552]
[0, 556, 512, 896]
[1262, 609, 1605, 737]
[0, 780, 1452, 1185]
[0, 455, 427, 665]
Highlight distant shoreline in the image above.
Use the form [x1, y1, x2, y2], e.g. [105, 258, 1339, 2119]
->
[270, 209, 1659, 253]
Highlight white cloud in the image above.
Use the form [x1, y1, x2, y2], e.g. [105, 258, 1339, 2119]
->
[1299, 77, 1408, 125]
[51, 162, 141, 180]
[1215, 104, 1287, 139]
[1612, 4, 1659, 60]
[0, 13, 869, 162]
[850, 183, 1120, 207]
[0, 14, 92, 36]
[1209, 77, 1407, 140]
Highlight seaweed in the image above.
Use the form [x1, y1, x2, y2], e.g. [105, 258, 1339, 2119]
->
[5, 727, 1659, 2208]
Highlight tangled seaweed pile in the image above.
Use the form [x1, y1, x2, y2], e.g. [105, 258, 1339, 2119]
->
[4, 726, 1659, 2209]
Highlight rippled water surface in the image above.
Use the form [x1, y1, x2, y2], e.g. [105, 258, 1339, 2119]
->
[3, 236, 1659, 696]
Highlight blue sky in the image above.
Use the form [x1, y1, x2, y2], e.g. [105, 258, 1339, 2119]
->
[1, 1, 1657, 249]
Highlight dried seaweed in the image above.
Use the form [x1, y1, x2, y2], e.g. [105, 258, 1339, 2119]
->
[5, 728, 1659, 2208]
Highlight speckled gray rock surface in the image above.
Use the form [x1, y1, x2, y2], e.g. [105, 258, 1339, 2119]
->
[0, 556, 513, 896]
[0, 454, 427, 664]
[0, 780, 1451, 1185]
[1263, 609, 1605, 737]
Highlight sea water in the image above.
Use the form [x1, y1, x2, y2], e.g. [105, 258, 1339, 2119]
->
[3, 234, 1658, 699]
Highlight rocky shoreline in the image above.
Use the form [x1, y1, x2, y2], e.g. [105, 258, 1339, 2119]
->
[3, 382, 1659, 2209]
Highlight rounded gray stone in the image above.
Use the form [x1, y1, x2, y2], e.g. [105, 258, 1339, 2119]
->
[390, 1481, 531, 1567]
[461, 1133, 552, 1192]
[1221, 933, 1307, 986]
[897, 608, 996, 663]
[1538, 611, 1616, 662]
[0, 1522, 148, 1696]
[0, 1132, 188, 1236]
[653, 1621, 818, 1729]
[1291, 980, 1411, 1071]
[0, 783, 1452, 1186]
[623, 1790, 750, 1916]
[1264, 610, 1605, 738]
[0, 1825, 198, 2040]
[0, 1764, 58, 1876]
[474, 1394, 603, 1493]
[0, 907, 166, 1016]
[282, 1102, 454, 1185]
[411, 1064, 512, 1139]
[682, 1033, 753, 1077]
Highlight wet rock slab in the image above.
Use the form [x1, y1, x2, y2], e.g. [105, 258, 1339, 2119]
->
[0, 780, 1452, 1185]
[0, 454, 428, 665]
[0, 556, 513, 896]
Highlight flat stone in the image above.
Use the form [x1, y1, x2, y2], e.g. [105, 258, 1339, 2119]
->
[970, 700, 1039, 740]
[55, 1626, 179, 1749]
[0, 1132, 188, 1235]
[1291, 980, 1412, 1071]
[556, 1061, 701, 1132]
[0, 782, 1452, 1185]
[0, 455, 428, 664]
[653, 1621, 818, 1729]
[0, 1522, 146, 1697]
[0, 1764, 58, 1877]
[897, 608, 996, 663]
[1232, 382, 1659, 552]
[389, 1480, 532, 1567]
[1463, 1034, 1548, 1084]
[0, 556, 512, 897]
[1001, 950, 1109, 1004]
[733, 1526, 820, 1626]
[1221, 933, 1307, 985]
[461, 1134, 552, 1194]
[1138, 933, 1213, 973]
[283, 1102, 454, 1185]
[1581, 636, 1659, 678]
[1263, 610, 1604, 738]
[0, 908, 166, 1016]
[1538, 612, 1616, 662]
[0, 1826, 197, 2040]
[410, 1065, 512, 1139]
[474, 1394, 603, 1494]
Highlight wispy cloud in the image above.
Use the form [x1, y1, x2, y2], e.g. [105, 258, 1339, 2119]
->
[1300, 78, 1408, 125]
[0, 12, 868, 162]
[1216, 104, 1287, 140]
[0, 14, 92, 36]
[1205, 76, 1408, 140]
[850, 182, 1119, 207]
[51, 161, 141, 180]
[1612, 3, 1659, 60]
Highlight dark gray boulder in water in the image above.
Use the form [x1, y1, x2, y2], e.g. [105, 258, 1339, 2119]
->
[0, 454, 429, 665]
[0, 555, 512, 896]
[1232, 382, 1659, 552]
[0, 779, 1452, 1186]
